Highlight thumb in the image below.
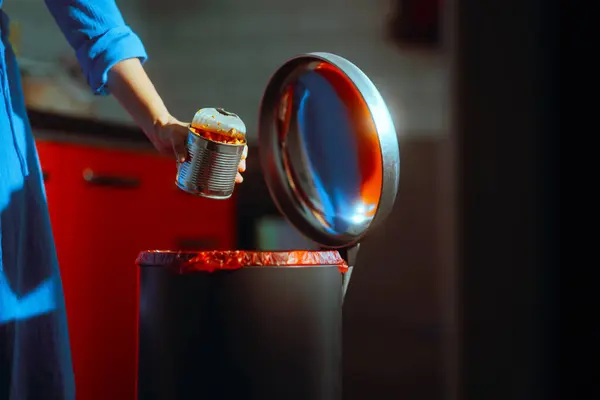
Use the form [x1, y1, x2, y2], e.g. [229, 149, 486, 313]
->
[171, 134, 188, 163]
[170, 121, 189, 163]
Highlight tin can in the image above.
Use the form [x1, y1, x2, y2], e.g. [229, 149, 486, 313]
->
[175, 108, 246, 199]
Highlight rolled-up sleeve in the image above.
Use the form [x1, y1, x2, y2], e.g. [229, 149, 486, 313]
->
[45, 0, 148, 95]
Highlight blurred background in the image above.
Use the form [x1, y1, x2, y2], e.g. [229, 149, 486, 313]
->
[3, 0, 556, 399]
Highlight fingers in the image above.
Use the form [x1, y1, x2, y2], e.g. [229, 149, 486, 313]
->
[238, 145, 247, 172]
[234, 146, 248, 184]
[172, 141, 187, 163]
[170, 127, 189, 163]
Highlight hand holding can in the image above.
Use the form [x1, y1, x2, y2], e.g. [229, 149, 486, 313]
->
[175, 108, 247, 199]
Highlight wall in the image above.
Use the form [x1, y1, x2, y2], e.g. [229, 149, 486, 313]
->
[3, 0, 147, 123]
[343, 138, 446, 399]
[140, 0, 447, 140]
[5, 0, 448, 141]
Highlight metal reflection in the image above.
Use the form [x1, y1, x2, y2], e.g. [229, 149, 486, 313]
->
[260, 53, 400, 248]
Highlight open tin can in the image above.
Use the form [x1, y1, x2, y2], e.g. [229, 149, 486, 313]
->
[137, 52, 401, 400]
[175, 108, 246, 199]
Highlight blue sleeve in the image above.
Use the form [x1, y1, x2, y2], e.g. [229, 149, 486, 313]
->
[44, 0, 148, 95]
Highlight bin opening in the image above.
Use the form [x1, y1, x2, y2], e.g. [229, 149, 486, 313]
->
[136, 250, 349, 274]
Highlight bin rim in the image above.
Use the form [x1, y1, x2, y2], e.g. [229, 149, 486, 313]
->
[136, 250, 349, 273]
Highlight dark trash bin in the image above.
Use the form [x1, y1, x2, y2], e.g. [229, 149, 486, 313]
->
[136, 52, 401, 400]
[136, 250, 349, 400]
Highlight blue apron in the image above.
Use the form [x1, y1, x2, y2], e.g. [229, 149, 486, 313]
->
[0, 10, 76, 400]
[1, 1, 146, 397]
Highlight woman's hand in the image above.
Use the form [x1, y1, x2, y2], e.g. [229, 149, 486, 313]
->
[107, 59, 247, 183]
[151, 115, 247, 183]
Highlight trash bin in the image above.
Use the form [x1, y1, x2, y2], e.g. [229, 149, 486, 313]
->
[136, 52, 401, 400]
[137, 250, 349, 400]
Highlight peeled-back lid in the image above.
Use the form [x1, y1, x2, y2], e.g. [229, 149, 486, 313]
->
[258, 52, 401, 248]
[191, 107, 247, 135]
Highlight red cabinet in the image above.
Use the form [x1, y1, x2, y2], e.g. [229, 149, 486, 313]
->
[36, 140, 236, 400]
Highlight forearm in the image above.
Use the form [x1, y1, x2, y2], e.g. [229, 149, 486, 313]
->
[44, 0, 189, 158]
[107, 58, 170, 137]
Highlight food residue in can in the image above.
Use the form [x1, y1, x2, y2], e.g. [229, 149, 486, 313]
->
[190, 126, 246, 145]
[190, 107, 247, 146]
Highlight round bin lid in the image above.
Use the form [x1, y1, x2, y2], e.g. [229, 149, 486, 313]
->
[258, 52, 401, 248]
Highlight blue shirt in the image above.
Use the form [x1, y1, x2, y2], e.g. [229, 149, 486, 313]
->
[0, 2, 146, 398]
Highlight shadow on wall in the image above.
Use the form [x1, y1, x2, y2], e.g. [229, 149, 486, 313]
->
[342, 138, 446, 400]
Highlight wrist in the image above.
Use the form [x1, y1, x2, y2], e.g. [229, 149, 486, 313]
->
[142, 110, 171, 141]
[152, 112, 172, 132]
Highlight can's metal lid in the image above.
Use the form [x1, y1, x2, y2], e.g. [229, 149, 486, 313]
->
[191, 107, 247, 136]
[258, 52, 401, 248]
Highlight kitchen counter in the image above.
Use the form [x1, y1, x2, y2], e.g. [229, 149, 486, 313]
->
[28, 108, 154, 151]
[28, 108, 281, 238]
